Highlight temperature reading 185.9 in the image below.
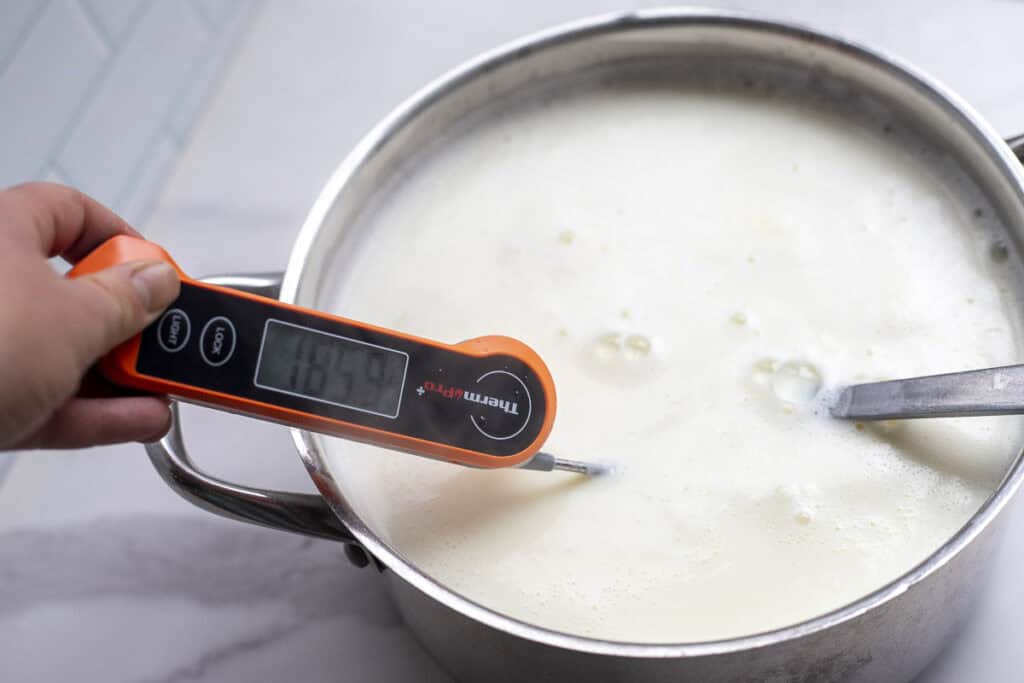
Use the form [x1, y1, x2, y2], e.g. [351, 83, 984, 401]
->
[254, 319, 409, 418]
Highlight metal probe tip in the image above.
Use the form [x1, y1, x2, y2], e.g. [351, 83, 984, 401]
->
[552, 457, 607, 476]
[519, 452, 608, 476]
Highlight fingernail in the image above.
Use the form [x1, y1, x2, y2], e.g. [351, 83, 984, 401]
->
[130, 261, 179, 313]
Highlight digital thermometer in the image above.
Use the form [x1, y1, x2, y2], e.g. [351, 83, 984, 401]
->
[69, 236, 569, 471]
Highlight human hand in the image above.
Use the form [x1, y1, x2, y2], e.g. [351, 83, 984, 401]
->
[0, 182, 180, 449]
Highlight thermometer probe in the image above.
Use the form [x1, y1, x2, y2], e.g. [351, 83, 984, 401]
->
[70, 236, 602, 475]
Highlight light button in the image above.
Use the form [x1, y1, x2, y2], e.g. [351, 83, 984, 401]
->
[200, 316, 237, 367]
[157, 309, 190, 353]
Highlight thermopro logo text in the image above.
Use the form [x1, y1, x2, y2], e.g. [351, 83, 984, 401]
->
[416, 380, 521, 416]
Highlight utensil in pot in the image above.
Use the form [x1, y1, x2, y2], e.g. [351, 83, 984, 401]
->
[70, 235, 602, 475]
[831, 364, 1024, 420]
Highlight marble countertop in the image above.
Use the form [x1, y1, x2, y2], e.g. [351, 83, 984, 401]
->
[3, 2, 1024, 681]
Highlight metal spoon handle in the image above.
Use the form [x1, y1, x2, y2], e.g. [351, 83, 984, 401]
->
[831, 364, 1024, 420]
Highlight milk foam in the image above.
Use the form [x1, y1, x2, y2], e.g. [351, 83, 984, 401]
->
[321, 83, 1023, 642]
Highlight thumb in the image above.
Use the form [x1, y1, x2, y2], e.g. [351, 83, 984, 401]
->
[67, 260, 181, 365]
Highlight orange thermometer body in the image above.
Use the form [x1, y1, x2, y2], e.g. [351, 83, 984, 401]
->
[69, 236, 556, 469]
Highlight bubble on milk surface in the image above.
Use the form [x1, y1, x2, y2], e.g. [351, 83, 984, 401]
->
[751, 358, 776, 386]
[771, 360, 823, 404]
[592, 331, 653, 362]
[624, 334, 652, 360]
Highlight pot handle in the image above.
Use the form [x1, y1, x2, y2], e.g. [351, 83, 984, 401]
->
[144, 272, 371, 566]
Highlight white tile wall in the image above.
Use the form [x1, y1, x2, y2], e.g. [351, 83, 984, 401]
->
[58, 2, 210, 202]
[0, 0, 261, 225]
[0, 0, 260, 482]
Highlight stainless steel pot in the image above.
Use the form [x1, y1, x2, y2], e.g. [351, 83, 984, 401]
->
[146, 10, 1024, 682]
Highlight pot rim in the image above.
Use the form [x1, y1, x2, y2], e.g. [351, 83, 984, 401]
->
[281, 7, 1024, 658]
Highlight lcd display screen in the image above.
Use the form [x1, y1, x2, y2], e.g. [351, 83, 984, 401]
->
[254, 319, 408, 418]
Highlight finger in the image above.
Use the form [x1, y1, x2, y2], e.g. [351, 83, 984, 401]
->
[64, 259, 180, 367]
[78, 367, 156, 399]
[14, 396, 172, 449]
[0, 182, 140, 261]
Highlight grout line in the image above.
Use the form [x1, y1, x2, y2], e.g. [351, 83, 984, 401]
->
[75, 0, 115, 51]
[111, 126, 179, 214]
[187, 0, 220, 31]
[168, 0, 264, 142]
[132, 169, 173, 227]
[0, 453, 15, 490]
[47, 161, 71, 185]
[159, 4, 223, 146]
[122, 0, 155, 36]
[165, 124, 186, 149]
[36, 0, 154, 184]
[0, 0, 52, 76]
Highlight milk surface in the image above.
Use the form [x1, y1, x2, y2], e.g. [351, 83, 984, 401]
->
[321, 83, 1023, 642]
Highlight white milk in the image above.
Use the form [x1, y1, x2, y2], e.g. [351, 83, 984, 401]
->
[322, 83, 1023, 642]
